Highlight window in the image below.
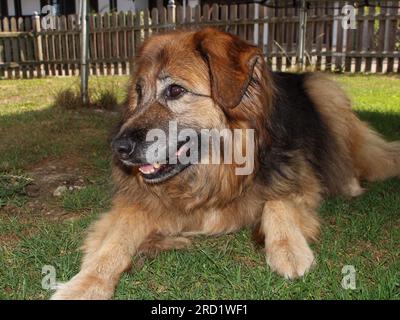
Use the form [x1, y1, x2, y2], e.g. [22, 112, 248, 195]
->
[0, 0, 8, 17]
[109, 0, 117, 12]
[40, 0, 75, 16]
[14, 0, 22, 16]
[89, 0, 99, 13]
[58, 0, 75, 15]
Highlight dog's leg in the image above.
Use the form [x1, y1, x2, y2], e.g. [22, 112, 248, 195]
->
[261, 199, 316, 279]
[51, 204, 153, 300]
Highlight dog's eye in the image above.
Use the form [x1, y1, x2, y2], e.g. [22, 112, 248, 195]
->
[165, 84, 186, 99]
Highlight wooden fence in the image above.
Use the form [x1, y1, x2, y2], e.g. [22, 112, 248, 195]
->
[0, 1, 399, 79]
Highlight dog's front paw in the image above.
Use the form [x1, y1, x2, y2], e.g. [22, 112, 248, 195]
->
[50, 273, 114, 300]
[266, 237, 315, 279]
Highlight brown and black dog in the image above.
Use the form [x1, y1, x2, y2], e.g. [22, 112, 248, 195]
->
[52, 28, 400, 299]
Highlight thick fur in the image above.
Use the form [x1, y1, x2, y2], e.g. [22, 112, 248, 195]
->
[51, 28, 400, 299]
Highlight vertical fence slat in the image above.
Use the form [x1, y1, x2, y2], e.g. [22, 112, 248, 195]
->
[104, 13, 111, 75]
[89, 14, 96, 75]
[369, 5, 377, 73]
[111, 12, 118, 75]
[202, 4, 210, 27]
[0, 19, 3, 78]
[194, 5, 201, 31]
[285, 5, 294, 69]
[229, 4, 238, 36]
[3, 18, 12, 78]
[266, 6, 276, 70]
[127, 10, 134, 74]
[17, 17, 26, 78]
[211, 3, 219, 31]
[386, 1, 396, 72]
[185, 5, 193, 30]
[315, 3, 324, 70]
[10, 18, 19, 78]
[25, 17, 34, 78]
[69, 14, 79, 76]
[60, 15, 67, 76]
[134, 9, 143, 62]
[33, 15, 44, 78]
[119, 11, 127, 75]
[238, 4, 247, 41]
[220, 4, 228, 33]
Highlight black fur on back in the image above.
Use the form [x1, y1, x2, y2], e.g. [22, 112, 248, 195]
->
[257, 72, 339, 195]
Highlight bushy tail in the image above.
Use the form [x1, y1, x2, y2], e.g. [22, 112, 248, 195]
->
[353, 120, 400, 181]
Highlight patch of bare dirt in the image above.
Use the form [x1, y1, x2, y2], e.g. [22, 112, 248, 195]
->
[0, 233, 20, 249]
[4, 156, 94, 221]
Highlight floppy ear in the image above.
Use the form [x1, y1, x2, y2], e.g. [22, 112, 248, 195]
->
[194, 28, 262, 109]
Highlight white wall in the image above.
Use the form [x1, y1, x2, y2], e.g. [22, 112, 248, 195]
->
[188, 0, 199, 8]
[75, 0, 80, 15]
[7, 0, 15, 16]
[132, 0, 148, 11]
[21, 0, 41, 15]
[118, 0, 137, 12]
[98, 0, 110, 13]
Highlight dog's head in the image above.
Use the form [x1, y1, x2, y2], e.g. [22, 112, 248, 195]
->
[112, 28, 270, 185]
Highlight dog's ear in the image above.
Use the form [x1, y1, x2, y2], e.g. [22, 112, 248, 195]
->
[194, 28, 262, 109]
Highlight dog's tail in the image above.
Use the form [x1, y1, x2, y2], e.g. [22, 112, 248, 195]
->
[352, 117, 400, 181]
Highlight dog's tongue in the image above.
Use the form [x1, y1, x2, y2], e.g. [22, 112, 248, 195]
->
[139, 163, 161, 175]
[139, 144, 189, 175]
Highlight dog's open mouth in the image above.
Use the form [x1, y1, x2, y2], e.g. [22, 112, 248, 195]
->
[122, 142, 193, 184]
[138, 161, 190, 183]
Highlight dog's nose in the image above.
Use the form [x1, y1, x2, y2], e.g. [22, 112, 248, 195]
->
[112, 137, 135, 159]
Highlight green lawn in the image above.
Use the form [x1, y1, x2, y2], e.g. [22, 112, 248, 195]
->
[0, 74, 399, 300]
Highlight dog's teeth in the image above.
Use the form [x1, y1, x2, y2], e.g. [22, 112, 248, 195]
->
[139, 164, 155, 174]
[153, 162, 160, 169]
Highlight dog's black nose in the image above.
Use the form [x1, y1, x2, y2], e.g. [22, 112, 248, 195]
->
[112, 137, 135, 159]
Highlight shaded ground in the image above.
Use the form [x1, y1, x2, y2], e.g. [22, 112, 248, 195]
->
[0, 75, 399, 300]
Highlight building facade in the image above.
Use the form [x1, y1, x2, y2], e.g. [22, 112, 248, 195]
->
[0, 0, 202, 17]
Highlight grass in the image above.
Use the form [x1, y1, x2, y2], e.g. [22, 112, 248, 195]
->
[0, 74, 399, 300]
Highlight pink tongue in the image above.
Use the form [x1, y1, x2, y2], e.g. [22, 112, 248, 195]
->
[139, 164, 155, 174]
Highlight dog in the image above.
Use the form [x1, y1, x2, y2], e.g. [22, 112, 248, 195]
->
[51, 27, 400, 299]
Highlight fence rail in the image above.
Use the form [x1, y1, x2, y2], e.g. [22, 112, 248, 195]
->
[0, 1, 400, 79]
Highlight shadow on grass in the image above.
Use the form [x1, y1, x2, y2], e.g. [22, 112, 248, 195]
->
[357, 110, 400, 140]
[0, 103, 120, 172]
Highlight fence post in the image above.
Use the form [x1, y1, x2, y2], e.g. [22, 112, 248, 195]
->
[297, 0, 307, 70]
[80, 0, 89, 106]
[33, 13, 44, 77]
[168, 0, 176, 26]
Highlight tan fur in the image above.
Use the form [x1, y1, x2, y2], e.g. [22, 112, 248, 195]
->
[304, 73, 400, 189]
[351, 121, 400, 181]
[262, 199, 316, 279]
[52, 201, 153, 299]
[51, 29, 400, 300]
